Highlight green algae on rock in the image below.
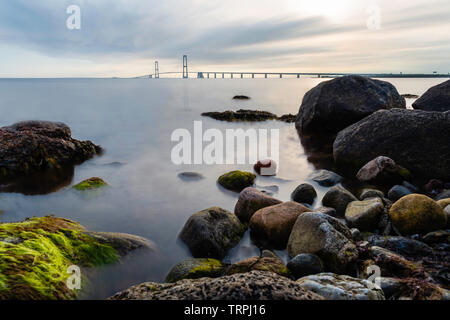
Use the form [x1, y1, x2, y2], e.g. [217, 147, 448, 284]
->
[73, 177, 108, 191]
[165, 258, 225, 283]
[0, 216, 151, 300]
[218, 171, 256, 192]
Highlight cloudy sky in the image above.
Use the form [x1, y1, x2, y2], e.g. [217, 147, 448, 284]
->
[0, 0, 449, 77]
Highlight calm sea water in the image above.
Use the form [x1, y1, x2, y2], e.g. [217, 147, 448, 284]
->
[0, 77, 446, 299]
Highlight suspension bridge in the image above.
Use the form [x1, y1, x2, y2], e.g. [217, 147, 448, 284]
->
[132, 55, 450, 79]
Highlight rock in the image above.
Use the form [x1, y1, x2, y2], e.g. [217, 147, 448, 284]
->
[253, 159, 277, 176]
[250, 201, 311, 248]
[356, 156, 411, 185]
[424, 179, 445, 198]
[232, 95, 250, 100]
[296, 273, 385, 300]
[422, 231, 449, 245]
[367, 235, 433, 257]
[445, 205, 450, 228]
[378, 277, 405, 299]
[389, 194, 447, 235]
[218, 171, 256, 192]
[310, 170, 342, 187]
[360, 188, 385, 200]
[287, 212, 358, 274]
[234, 187, 282, 223]
[333, 109, 450, 180]
[226, 257, 290, 277]
[412, 79, 450, 112]
[73, 177, 108, 190]
[287, 254, 324, 279]
[202, 109, 278, 122]
[291, 183, 317, 205]
[109, 271, 323, 300]
[295, 75, 405, 135]
[401, 94, 420, 99]
[0, 216, 150, 300]
[402, 181, 419, 193]
[315, 207, 338, 217]
[369, 246, 420, 277]
[177, 172, 205, 181]
[351, 228, 362, 242]
[0, 121, 102, 193]
[179, 207, 245, 259]
[165, 258, 225, 283]
[345, 198, 384, 231]
[278, 114, 297, 123]
[387, 185, 412, 202]
[261, 249, 280, 259]
[322, 186, 358, 217]
[437, 198, 450, 209]
[436, 190, 450, 201]
[379, 277, 450, 300]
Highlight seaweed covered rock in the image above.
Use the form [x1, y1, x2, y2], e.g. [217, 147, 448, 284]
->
[73, 177, 108, 191]
[333, 109, 450, 180]
[287, 212, 358, 274]
[226, 257, 290, 277]
[0, 216, 152, 300]
[218, 171, 256, 192]
[0, 121, 101, 184]
[165, 258, 225, 283]
[179, 207, 245, 259]
[389, 194, 447, 235]
[250, 201, 311, 248]
[109, 271, 323, 300]
[234, 187, 282, 223]
[297, 273, 385, 300]
[295, 75, 405, 135]
[413, 79, 450, 112]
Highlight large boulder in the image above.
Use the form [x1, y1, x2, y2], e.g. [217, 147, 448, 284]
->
[165, 258, 225, 283]
[295, 75, 405, 135]
[297, 273, 385, 300]
[250, 201, 311, 248]
[322, 186, 358, 217]
[413, 80, 450, 112]
[388, 194, 447, 235]
[356, 156, 411, 185]
[179, 207, 245, 259]
[234, 187, 282, 223]
[109, 271, 323, 300]
[333, 109, 450, 180]
[345, 198, 384, 231]
[287, 212, 358, 274]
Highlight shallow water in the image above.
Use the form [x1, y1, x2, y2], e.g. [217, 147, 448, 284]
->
[0, 77, 446, 299]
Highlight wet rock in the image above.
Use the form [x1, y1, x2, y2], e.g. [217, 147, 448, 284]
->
[291, 183, 317, 205]
[177, 172, 205, 181]
[109, 271, 323, 300]
[226, 257, 290, 277]
[287, 212, 358, 274]
[314, 207, 337, 217]
[261, 249, 280, 259]
[436, 190, 450, 201]
[345, 198, 384, 232]
[387, 185, 412, 202]
[296, 273, 385, 300]
[295, 75, 405, 135]
[402, 181, 419, 193]
[367, 235, 433, 257]
[333, 109, 450, 180]
[232, 95, 250, 100]
[310, 170, 342, 187]
[378, 277, 404, 299]
[389, 194, 447, 235]
[218, 170, 256, 192]
[356, 156, 411, 185]
[287, 254, 324, 279]
[369, 246, 420, 277]
[424, 179, 445, 198]
[202, 109, 278, 122]
[437, 198, 450, 209]
[422, 230, 449, 245]
[322, 186, 358, 217]
[351, 228, 362, 242]
[379, 277, 450, 300]
[278, 114, 297, 123]
[401, 94, 419, 99]
[254, 159, 277, 176]
[360, 188, 385, 200]
[73, 177, 108, 191]
[250, 201, 311, 248]
[413, 79, 450, 112]
[165, 258, 225, 283]
[234, 187, 282, 224]
[179, 207, 245, 259]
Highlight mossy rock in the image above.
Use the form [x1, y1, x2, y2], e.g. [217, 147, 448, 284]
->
[165, 258, 225, 283]
[389, 194, 447, 235]
[218, 171, 256, 192]
[226, 257, 291, 278]
[73, 177, 108, 191]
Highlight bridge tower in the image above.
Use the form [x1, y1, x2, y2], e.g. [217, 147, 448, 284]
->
[183, 55, 189, 78]
[155, 61, 160, 79]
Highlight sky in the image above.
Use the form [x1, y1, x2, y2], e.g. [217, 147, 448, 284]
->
[0, 0, 449, 77]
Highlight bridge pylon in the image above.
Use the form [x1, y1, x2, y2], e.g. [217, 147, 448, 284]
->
[183, 55, 188, 78]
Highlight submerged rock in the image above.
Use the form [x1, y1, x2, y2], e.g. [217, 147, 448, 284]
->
[295, 75, 405, 135]
[165, 258, 225, 283]
[202, 109, 278, 122]
[0, 216, 152, 300]
[401, 94, 420, 99]
[291, 183, 317, 205]
[297, 273, 385, 300]
[413, 79, 450, 112]
[389, 194, 447, 235]
[73, 177, 108, 191]
[250, 201, 311, 248]
[177, 172, 205, 181]
[218, 170, 256, 192]
[310, 170, 342, 187]
[356, 156, 411, 185]
[234, 187, 282, 224]
[179, 207, 245, 259]
[232, 95, 250, 100]
[333, 109, 450, 180]
[322, 186, 358, 217]
[109, 271, 323, 300]
[287, 254, 324, 279]
[345, 198, 384, 232]
[226, 257, 290, 277]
